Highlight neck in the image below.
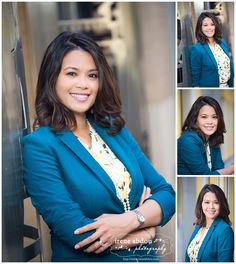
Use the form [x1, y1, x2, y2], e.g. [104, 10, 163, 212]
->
[205, 218, 214, 228]
[75, 114, 87, 129]
[208, 38, 215, 45]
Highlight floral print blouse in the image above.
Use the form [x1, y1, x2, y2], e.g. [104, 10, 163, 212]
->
[209, 43, 230, 87]
[77, 121, 132, 212]
[187, 227, 209, 262]
[205, 143, 212, 170]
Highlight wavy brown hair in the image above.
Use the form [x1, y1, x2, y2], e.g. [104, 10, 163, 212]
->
[195, 184, 231, 226]
[181, 96, 226, 147]
[195, 12, 222, 44]
[34, 31, 125, 135]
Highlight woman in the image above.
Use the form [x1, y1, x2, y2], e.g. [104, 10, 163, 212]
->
[178, 96, 234, 175]
[191, 12, 234, 87]
[23, 32, 175, 262]
[186, 184, 234, 262]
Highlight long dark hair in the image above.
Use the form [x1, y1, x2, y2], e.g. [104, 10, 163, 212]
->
[182, 96, 226, 147]
[195, 12, 222, 44]
[34, 31, 125, 135]
[195, 184, 231, 226]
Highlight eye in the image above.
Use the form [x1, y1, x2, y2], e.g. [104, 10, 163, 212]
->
[212, 115, 218, 119]
[89, 73, 98, 79]
[67, 72, 77, 77]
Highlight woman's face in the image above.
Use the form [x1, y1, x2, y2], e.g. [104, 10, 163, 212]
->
[201, 17, 215, 39]
[56, 49, 99, 119]
[196, 105, 218, 137]
[202, 191, 220, 222]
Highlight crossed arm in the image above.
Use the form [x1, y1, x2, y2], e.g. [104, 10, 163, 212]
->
[23, 127, 175, 254]
[74, 187, 161, 254]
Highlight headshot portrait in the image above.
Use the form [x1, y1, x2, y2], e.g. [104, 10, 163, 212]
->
[177, 2, 234, 87]
[177, 89, 234, 175]
[2, 2, 176, 262]
[178, 177, 234, 262]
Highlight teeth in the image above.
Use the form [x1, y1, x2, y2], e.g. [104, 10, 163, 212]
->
[70, 93, 89, 100]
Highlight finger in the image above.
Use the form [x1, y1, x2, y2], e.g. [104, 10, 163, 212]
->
[146, 187, 151, 198]
[74, 221, 99, 235]
[95, 240, 112, 254]
[74, 231, 100, 249]
[95, 214, 108, 221]
[139, 186, 146, 206]
[84, 240, 101, 253]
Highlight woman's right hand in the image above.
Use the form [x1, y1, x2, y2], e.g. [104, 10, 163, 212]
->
[218, 164, 234, 175]
[139, 186, 152, 206]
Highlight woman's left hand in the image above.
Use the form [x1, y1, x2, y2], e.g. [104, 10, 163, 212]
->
[74, 211, 136, 254]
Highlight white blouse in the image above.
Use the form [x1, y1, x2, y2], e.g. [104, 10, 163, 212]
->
[209, 43, 230, 87]
[187, 227, 209, 262]
[77, 121, 132, 212]
[205, 143, 212, 170]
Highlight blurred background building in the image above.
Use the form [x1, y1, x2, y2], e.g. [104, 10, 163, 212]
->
[177, 89, 234, 168]
[178, 176, 234, 262]
[177, 1, 234, 87]
[2, 2, 176, 262]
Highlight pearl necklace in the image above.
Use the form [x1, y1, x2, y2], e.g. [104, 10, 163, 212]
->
[78, 120, 132, 212]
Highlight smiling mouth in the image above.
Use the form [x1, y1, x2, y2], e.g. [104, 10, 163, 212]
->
[204, 126, 215, 130]
[206, 211, 216, 214]
[70, 93, 90, 102]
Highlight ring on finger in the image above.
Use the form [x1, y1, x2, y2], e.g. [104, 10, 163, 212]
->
[98, 239, 105, 247]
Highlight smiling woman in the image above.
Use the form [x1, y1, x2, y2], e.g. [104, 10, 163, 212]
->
[185, 184, 234, 262]
[190, 12, 234, 87]
[23, 31, 175, 262]
[177, 96, 234, 175]
[55, 49, 99, 143]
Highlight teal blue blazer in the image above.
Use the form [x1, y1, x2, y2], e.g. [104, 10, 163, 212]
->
[178, 131, 224, 175]
[185, 218, 234, 262]
[191, 38, 234, 87]
[23, 121, 175, 262]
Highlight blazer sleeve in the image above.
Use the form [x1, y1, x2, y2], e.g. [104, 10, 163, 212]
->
[211, 146, 224, 171]
[221, 39, 234, 87]
[178, 134, 220, 175]
[190, 45, 202, 87]
[23, 134, 96, 249]
[121, 128, 175, 226]
[217, 225, 234, 262]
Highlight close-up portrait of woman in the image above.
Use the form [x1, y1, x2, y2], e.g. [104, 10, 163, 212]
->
[177, 2, 234, 88]
[3, 2, 177, 262]
[178, 92, 234, 175]
[191, 12, 234, 87]
[185, 183, 234, 262]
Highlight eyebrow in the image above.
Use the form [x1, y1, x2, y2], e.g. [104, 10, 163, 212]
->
[200, 114, 217, 116]
[63, 66, 98, 72]
[203, 199, 219, 202]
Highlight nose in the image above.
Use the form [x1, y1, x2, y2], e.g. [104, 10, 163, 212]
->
[75, 75, 88, 89]
[209, 202, 214, 209]
[206, 118, 213, 124]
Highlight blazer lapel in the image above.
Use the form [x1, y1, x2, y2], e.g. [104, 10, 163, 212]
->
[56, 129, 123, 207]
[203, 43, 218, 70]
[197, 219, 219, 261]
[92, 123, 143, 208]
[220, 40, 230, 58]
[187, 225, 201, 248]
